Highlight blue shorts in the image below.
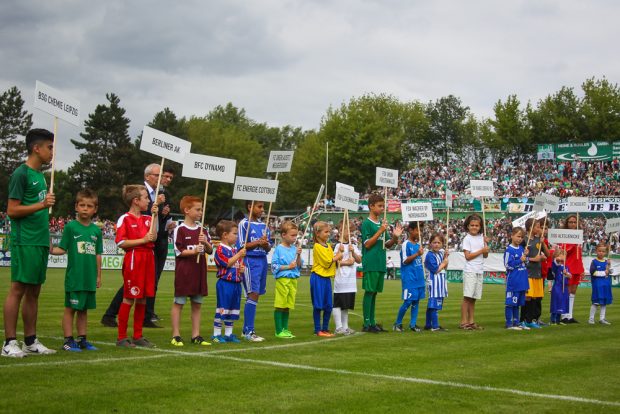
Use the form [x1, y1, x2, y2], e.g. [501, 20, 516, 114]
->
[243, 256, 268, 295]
[402, 286, 425, 302]
[216, 279, 242, 321]
[505, 290, 526, 307]
[310, 272, 333, 311]
[427, 297, 444, 310]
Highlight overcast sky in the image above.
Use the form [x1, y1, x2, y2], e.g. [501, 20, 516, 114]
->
[1, 0, 618, 169]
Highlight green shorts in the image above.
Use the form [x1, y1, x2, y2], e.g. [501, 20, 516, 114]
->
[65, 291, 96, 311]
[274, 278, 298, 309]
[11, 245, 48, 285]
[362, 271, 385, 293]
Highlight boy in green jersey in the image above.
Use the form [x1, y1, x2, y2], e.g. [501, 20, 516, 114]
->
[50, 189, 103, 352]
[2, 129, 56, 358]
[361, 193, 402, 332]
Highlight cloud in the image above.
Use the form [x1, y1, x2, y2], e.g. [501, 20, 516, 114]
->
[1, 0, 619, 170]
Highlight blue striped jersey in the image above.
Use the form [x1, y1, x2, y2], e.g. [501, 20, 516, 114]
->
[214, 243, 243, 283]
[424, 251, 448, 298]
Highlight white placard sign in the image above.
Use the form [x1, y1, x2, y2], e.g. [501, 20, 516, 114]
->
[140, 126, 192, 164]
[548, 229, 583, 245]
[512, 210, 547, 228]
[533, 195, 546, 213]
[33, 81, 81, 126]
[606, 218, 620, 234]
[542, 194, 560, 212]
[401, 202, 434, 222]
[266, 150, 294, 173]
[336, 181, 354, 191]
[445, 188, 453, 208]
[567, 197, 589, 212]
[232, 176, 279, 203]
[376, 167, 399, 188]
[182, 153, 236, 183]
[334, 186, 359, 211]
[470, 180, 495, 198]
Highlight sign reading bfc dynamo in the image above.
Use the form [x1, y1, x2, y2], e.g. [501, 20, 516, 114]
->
[334, 186, 359, 211]
[470, 180, 494, 198]
[401, 202, 433, 222]
[182, 153, 236, 183]
[140, 126, 191, 163]
[266, 150, 294, 173]
[548, 229, 583, 245]
[33, 81, 81, 126]
[233, 176, 279, 203]
[376, 167, 398, 188]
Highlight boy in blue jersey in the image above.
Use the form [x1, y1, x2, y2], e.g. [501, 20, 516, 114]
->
[504, 227, 530, 330]
[271, 221, 302, 338]
[393, 222, 425, 332]
[588, 243, 613, 325]
[237, 201, 272, 342]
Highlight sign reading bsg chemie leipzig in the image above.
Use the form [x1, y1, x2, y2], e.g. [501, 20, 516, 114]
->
[376, 167, 398, 188]
[33, 81, 81, 126]
[606, 218, 620, 234]
[140, 126, 191, 164]
[266, 150, 294, 173]
[547, 229, 583, 245]
[401, 202, 433, 222]
[470, 180, 494, 198]
[232, 176, 279, 203]
[566, 197, 589, 213]
[334, 185, 359, 211]
[182, 153, 236, 183]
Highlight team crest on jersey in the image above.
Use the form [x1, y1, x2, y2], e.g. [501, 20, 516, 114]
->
[130, 286, 141, 296]
[38, 190, 47, 202]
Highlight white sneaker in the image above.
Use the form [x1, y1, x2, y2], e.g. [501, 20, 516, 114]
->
[22, 338, 57, 355]
[588, 318, 595, 325]
[599, 319, 611, 325]
[2, 340, 26, 358]
[333, 327, 346, 335]
[344, 328, 356, 335]
[244, 332, 265, 342]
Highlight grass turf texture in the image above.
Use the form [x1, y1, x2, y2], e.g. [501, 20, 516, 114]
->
[1, 268, 619, 413]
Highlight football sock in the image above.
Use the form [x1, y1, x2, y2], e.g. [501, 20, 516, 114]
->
[395, 300, 411, 326]
[213, 317, 222, 337]
[432, 309, 439, 329]
[282, 311, 290, 331]
[590, 304, 597, 320]
[363, 292, 373, 327]
[341, 309, 349, 330]
[568, 294, 575, 319]
[409, 300, 419, 327]
[600, 305, 607, 320]
[118, 302, 131, 340]
[133, 303, 146, 339]
[243, 299, 257, 334]
[369, 292, 377, 326]
[224, 322, 233, 337]
[512, 306, 520, 325]
[274, 311, 283, 334]
[505, 306, 513, 326]
[332, 307, 342, 330]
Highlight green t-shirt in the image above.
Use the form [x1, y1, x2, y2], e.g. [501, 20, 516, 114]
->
[8, 164, 49, 246]
[361, 217, 387, 272]
[59, 220, 103, 291]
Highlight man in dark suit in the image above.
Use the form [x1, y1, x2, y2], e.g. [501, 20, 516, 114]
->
[101, 163, 176, 328]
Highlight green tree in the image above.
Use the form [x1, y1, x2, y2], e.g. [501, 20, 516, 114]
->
[425, 95, 470, 164]
[528, 86, 584, 144]
[0, 86, 32, 210]
[580, 77, 620, 142]
[68, 93, 135, 218]
[489, 94, 533, 157]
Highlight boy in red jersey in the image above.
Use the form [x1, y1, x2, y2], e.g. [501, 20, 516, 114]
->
[115, 185, 157, 348]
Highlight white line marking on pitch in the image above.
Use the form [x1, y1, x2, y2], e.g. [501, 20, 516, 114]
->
[2, 334, 618, 407]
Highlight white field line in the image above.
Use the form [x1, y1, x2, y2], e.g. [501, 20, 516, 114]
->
[1, 333, 619, 407]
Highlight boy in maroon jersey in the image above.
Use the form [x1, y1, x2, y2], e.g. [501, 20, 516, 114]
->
[170, 196, 213, 346]
[115, 185, 157, 348]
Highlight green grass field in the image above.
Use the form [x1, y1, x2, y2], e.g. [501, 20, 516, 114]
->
[1, 268, 619, 413]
